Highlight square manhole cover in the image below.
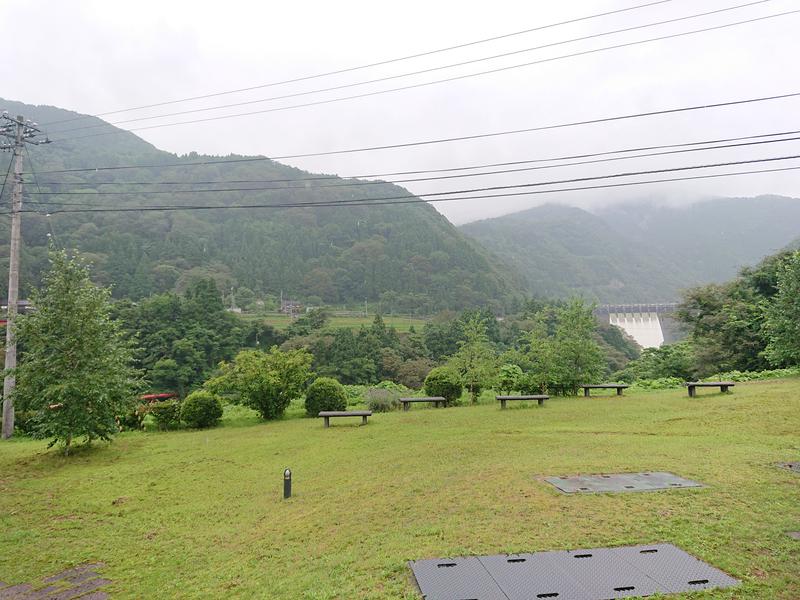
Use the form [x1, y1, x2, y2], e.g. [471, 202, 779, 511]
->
[778, 462, 800, 474]
[544, 472, 703, 493]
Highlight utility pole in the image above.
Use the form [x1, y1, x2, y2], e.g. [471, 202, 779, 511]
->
[1, 112, 49, 439]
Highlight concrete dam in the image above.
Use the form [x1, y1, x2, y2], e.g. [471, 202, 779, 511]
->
[595, 303, 680, 349]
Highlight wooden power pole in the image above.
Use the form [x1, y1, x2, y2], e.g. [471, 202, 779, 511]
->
[1, 112, 49, 439]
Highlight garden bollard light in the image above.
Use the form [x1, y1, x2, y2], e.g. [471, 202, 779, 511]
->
[283, 468, 292, 499]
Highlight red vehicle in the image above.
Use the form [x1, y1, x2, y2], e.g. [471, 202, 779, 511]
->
[140, 393, 177, 402]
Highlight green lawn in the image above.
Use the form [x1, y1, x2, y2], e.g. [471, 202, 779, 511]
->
[245, 313, 428, 332]
[1, 380, 798, 599]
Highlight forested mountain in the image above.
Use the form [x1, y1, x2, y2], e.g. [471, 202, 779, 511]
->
[460, 204, 688, 302]
[599, 196, 800, 284]
[0, 98, 525, 313]
[461, 198, 800, 303]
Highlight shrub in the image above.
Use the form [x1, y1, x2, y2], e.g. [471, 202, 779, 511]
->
[374, 380, 412, 393]
[423, 367, 463, 406]
[116, 403, 148, 431]
[613, 342, 697, 383]
[343, 384, 367, 407]
[204, 348, 313, 420]
[395, 358, 435, 389]
[11, 410, 38, 435]
[629, 377, 684, 391]
[365, 388, 401, 412]
[518, 372, 546, 395]
[147, 399, 182, 430]
[497, 363, 523, 394]
[305, 377, 347, 416]
[705, 367, 800, 382]
[180, 390, 223, 428]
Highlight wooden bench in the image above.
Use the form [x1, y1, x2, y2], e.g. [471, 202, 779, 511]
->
[685, 381, 735, 397]
[496, 395, 548, 409]
[399, 396, 446, 411]
[319, 410, 372, 427]
[581, 384, 630, 397]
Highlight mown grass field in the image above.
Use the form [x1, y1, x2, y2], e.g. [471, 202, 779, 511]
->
[1, 380, 798, 599]
[243, 313, 428, 332]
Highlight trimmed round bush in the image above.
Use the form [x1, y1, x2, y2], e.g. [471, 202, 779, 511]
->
[305, 377, 347, 416]
[423, 366, 463, 406]
[180, 390, 223, 428]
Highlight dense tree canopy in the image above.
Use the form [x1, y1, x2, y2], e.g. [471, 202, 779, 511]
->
[676, 250, 795, 375]
[112, 278, 245, 396]
[763, 251, 800, 366]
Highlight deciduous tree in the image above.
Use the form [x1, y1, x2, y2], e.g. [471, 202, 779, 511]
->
[764, 250, 800, 366]
[205, 348, 312, 420]
[447, 317, 496, 403]
[11, 250, 142, 452]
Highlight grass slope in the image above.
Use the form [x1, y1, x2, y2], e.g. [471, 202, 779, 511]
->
[1, 380, 798, 598]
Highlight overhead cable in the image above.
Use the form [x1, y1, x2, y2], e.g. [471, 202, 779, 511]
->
[47, 0, 775, 135]
[28, 91, 800, 175]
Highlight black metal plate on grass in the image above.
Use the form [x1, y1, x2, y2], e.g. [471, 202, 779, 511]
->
[408, 544, 739, 599]
[560, 547, 664, 598]
[615, 544, 740, 593]
[407, 556, 507, 600]
[479, 552, 591, 600]
[544, 472, 703, 493]
[778, 462, 800, 474]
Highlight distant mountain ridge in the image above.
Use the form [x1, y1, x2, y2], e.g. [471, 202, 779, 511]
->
[0, 98, 525, 314]
[460, 197, 800, 303]
[3, 97, 796, 311]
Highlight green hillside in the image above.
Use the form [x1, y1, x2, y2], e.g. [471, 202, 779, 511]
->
[599, 196, 800, 283]
[0, 98, 525, 314]
[460, 204, 688, 302]
[462, 199, 800, 303]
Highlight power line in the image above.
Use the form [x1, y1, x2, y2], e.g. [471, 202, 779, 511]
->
[238, 164, 800, 208]
[24, 132, 800, 209]
[40, 0, 676, 127]
[29, 91, 800, 175]
[17, 164, 800, 214]
[0, 154, 13, 204]
[23, 145, 61, 246]
[48, 0, 774, 135]
[15, 154, 800, 213]
[23, 145, 44, 198]
[25, 136, 800, 196]
[51, 8, 800, 143]
[32, 128, 800, 185]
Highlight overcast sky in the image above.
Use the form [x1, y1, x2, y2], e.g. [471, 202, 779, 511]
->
[3, 0, 799, 223]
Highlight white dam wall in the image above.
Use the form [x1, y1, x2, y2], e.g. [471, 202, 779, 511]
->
[609, 311, 665, 348]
